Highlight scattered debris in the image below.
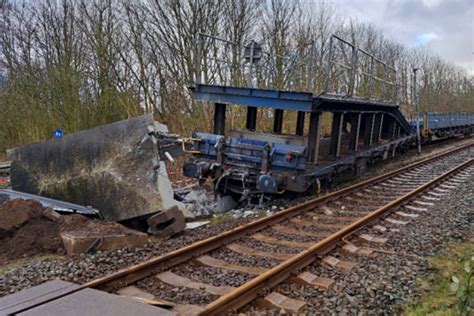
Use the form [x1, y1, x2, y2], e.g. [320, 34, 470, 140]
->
[0, 189, 99, 216]
[176, 187, 217, 217]
[146, 206, 186, 237]
[185, 221, 210, 230]
[60, 215, 148, 255]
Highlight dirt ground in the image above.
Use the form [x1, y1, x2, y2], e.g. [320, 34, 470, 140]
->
[0, 199, 64, 265]
[0, 199, 141, 265]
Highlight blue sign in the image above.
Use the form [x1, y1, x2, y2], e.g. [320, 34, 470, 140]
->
[53, 129, 63, 139]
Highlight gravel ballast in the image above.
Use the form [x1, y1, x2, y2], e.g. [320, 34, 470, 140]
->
[0, 138, 472, 312]
[241, 165, 473, 315]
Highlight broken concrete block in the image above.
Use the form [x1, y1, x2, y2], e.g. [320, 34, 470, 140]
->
[41, 208, 61, 222]
[7, 114, 185, 223]
[60, 227, 148, 255]
[146, 206, 186, 237]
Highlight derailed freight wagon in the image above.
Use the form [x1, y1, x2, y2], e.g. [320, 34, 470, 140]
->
[419, 112, 473, 141]
[183, 35, 417, 199]
[183, 84, 415, 198]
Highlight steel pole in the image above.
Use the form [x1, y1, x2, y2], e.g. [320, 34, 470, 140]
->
[413, 68, 421, 154]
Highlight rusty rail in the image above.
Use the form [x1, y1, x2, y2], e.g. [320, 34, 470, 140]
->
[200, 157, 473, 315]
[84, 142, 473, 291]
[10, 142, 473, 315]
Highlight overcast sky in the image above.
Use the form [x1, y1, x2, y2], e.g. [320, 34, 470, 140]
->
[332, 0, 474, 75]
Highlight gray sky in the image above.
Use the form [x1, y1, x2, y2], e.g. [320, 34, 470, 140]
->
[332, 0, 474, 75]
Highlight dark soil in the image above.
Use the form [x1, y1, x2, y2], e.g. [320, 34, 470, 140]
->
[0, 199, 144, 265]
[0, 199, 65, 264]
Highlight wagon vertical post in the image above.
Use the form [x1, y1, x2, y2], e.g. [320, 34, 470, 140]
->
[329, 112, 344, 157]
[273, 109, 284, 133]
[307, 112, 322, 164]
[364, 113, 376, 146]
[349, 113, 362, 151]
[213, 103, 226, 135]
[296, 111, 305, 136]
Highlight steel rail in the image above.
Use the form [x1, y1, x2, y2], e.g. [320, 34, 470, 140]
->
[84, 142, 473, 291]
[201, 157, 473, 315]
[10, 142, 473, 315]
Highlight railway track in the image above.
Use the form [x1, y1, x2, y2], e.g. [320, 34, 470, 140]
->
[9, 143, 474, 315]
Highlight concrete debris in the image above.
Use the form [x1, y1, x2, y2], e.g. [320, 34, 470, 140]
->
[61, 228, 148, 256]
[323, 207, 334, 216]
[146, 206, 186, 237]
[185, 221, 210, 230]
[60, 214, 148, 255]
[243, 210, 256, 218]
[176, 188, 217, 217]
[184, 189, 210, 205]
[8, 115, 183, 221]
[7, 114, 187, 236]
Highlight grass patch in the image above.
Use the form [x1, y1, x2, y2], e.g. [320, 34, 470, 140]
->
[209, 213, 232, 225]
[404, 242, 473, 316]
[0, 255, 64, 275]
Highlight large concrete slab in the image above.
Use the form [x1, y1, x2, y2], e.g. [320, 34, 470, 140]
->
[7, 115, 182, 222]
[60, 229, 148, 255]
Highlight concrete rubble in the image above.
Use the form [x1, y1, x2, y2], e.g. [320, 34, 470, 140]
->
[7, 114, 189, 236]
[176, 187, 241, 217]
